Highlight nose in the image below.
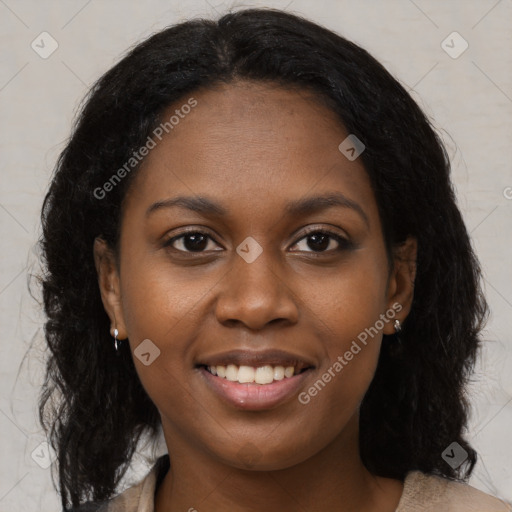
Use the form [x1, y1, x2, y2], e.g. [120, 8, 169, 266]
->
[214, 247, 300, 330]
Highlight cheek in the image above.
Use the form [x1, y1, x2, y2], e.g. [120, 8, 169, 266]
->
[118, 254, 223, 402]
[304, 253, 388, 352]
[296, 253, 387, 410]
[295, 292, 384, 451]
[119, 255, 212, 344]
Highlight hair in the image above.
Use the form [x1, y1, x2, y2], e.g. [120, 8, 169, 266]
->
[38, 7, 488, 510]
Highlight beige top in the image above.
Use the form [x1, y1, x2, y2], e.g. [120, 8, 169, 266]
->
[88, 458, 512, 512]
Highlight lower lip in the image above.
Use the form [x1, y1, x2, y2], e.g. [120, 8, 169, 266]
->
[199, 367, 312, 411]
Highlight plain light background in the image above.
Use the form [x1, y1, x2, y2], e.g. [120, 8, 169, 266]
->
[0, 0, 511, 510]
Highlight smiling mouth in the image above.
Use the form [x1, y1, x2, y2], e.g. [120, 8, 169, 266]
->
[198, 363, 312, 385]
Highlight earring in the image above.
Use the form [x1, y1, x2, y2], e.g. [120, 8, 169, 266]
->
[113, 328, 119, 351]
[394, 319, 402, 333]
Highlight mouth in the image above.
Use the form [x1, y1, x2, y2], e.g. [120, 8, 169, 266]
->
[195, 349, 315, 410]
[198, 362, 311, 384]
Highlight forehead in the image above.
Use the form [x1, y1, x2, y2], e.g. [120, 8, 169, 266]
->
[122, 81, 379, 228]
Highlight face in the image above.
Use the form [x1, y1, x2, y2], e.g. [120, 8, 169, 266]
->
[95, 80, 416, 471]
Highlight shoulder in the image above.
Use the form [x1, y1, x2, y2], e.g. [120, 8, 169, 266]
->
[396, 470, 512, 512]
[67, 454, 170, 512]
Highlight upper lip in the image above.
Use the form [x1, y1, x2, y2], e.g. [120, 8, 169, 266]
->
[197, 349, 315, 373]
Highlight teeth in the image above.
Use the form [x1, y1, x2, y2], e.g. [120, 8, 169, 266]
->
[225, 364, 238, 382]
[206, 364, 301, 384]
[238, 365, 255, 383]
[273, 366, 285, 381]
[255, 365, 274, 384]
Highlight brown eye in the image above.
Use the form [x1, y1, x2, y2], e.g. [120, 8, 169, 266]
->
[164, 231, 222, 253]
[291, 230, 352, 253]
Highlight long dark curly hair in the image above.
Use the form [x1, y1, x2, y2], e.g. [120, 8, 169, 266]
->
[38, 7, 488, 510]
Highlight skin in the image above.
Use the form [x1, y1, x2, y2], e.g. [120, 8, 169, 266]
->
[94, 80, 417, 512]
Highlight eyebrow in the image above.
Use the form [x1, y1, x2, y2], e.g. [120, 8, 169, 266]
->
[145, 193, 369, 227]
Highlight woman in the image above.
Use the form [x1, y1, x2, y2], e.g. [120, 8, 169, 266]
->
[38, 7, 511, 512]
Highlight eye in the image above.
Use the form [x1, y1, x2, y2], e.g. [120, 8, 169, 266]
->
[164, 228, 352, 255]
[290, 229, 351, 253]
[164, 230, 222, 253]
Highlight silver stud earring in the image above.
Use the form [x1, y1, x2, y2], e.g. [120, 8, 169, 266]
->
[114, 328, 119, 351]
[394, 319, 402, 333]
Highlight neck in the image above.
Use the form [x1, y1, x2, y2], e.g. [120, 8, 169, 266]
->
[155, 414, 403, 512]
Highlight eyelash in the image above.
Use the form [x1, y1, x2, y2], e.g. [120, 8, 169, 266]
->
[163, 227, 352, 255]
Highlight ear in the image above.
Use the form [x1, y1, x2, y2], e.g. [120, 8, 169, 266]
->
[93, 237, 128, 340]
[383, 236, 417, 335]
